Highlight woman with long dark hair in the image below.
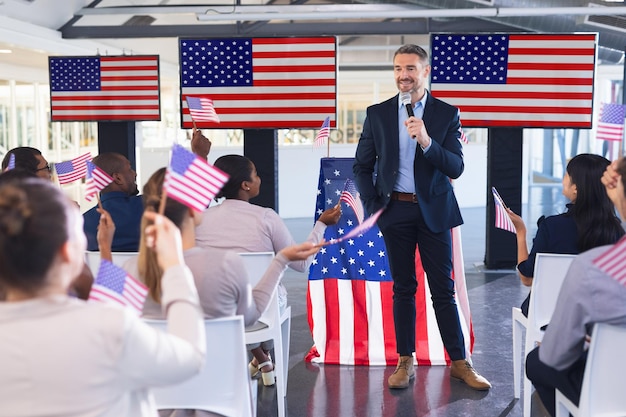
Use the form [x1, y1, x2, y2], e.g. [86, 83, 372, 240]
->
[507, 153, 624, 315]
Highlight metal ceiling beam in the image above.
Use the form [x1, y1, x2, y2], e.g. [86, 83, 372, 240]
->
[60, 19, 516, 39]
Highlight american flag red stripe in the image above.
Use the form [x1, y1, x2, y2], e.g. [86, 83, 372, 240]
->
[180, 37, 337, 129]
[163, 144, 229, 212]
[430, 33, 596, 128]
[85, 161, 114, 202]
[492, 187, 517, 234]
[49, 55, 160, 122]
[593, 236, 626, 285]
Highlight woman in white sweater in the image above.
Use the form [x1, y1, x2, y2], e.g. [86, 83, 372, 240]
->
[0, 178, 205, 417]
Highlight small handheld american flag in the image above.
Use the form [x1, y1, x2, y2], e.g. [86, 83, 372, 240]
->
[492, 187, 516, 234]
[54, 152, 92, 185]
[593, 236, 626, 286]
[327, 208, 384, 245]
[88, 259, 148, 315]
[186, 96, 220, 123]
[85, 161, 114, 202]
[5, 154, 15, 171]
[339, 179, 364, 224]
[163, 144, 229, 212]
[314, 116, 330, 148]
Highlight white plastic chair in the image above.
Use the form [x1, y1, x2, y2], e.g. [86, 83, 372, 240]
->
[85, 251, 138, 275]
[238, 252, 290, 417]
[511, 253, 576, 417]
[144, 316, 256, 417]
[555, 323, 626, 417]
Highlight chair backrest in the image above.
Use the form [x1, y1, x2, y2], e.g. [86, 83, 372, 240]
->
[237, 252, 275, 286]
[144, 316, 254, 417]
[85, 251, 138, 275]
[578, 323, 626, 416]
[527, 253, 576, 332]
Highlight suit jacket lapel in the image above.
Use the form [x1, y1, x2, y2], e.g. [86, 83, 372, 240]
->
[386, 95, 400, 158]
[422, 90, 434, 130]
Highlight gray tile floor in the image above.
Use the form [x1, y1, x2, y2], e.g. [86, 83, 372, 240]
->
[255, 187, 566, 417]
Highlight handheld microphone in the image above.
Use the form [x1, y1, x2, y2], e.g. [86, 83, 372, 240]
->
[400, 92, 414, 118]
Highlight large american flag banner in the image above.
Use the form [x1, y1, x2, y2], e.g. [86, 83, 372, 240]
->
[430, 33, 596, 128]
[49, 55, 160, 122]
[596, 103, 625, 142]
[179, 37, 336, 129]
[88, 259, 148, 315]
[307, 158, 473, 366]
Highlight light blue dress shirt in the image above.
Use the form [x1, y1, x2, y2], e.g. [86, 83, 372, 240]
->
[395, 93, 429, 193]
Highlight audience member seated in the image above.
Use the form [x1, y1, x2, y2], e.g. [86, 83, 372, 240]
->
[0, 168, 94, 300]
[0, 178, 205, 416]
[1, 146, 51, 180]
[195, 154, 340, 383]
[506, 153, 624, 316]
[525, 156, 626, 416]
[83, 152, 143, 252]
[120, 168, 319, 389]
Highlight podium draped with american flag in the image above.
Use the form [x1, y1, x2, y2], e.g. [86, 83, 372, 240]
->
[307, 158, 474, 366]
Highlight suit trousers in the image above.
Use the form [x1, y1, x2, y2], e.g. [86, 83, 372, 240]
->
[377, 199, 465, 360]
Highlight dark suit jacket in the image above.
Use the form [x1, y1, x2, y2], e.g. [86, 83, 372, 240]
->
[353, 91, 464, 233]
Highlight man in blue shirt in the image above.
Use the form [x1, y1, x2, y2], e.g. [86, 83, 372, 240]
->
[83, 153, 143, 252]
[353, 44, 490, 391]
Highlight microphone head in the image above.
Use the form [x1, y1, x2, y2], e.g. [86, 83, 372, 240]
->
[399, 92, 412, 106]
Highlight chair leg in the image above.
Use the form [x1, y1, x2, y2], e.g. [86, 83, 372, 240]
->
[273, 335, 285, 417]
[513, 314, 523, 399]
[523, 374, 533, 417]
[281, 314, 291, 392]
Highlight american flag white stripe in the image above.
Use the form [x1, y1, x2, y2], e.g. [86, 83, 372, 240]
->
[593, 237, 626, 285]
[431, 33, 596, 128]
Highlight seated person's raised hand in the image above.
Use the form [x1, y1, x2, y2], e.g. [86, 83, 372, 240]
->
[505, 207, 526, 234]
[318, 205, 342, 226]
[190, 128, 212, 160]
[278, 241, 321, 262]
[96, 207, 116, 261]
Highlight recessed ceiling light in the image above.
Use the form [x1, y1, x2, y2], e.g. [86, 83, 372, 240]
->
[0, 49, 12, 54]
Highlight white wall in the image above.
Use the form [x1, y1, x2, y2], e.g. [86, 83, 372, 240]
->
[135, 142, 488, 219]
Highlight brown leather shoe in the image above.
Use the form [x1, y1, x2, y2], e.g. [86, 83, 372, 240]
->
[388, 355, 415, 389]
[450, 359, 492, 391]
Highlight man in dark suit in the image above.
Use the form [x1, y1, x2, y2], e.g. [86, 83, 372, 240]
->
[353, 44, 490, 390]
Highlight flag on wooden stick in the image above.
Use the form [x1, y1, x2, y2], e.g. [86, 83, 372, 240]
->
[163, 144, 229, 212]
[85, 161, 114, 202]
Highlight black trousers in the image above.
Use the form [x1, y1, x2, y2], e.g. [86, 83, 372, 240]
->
[377, 199, 465, 360]
[525, 347, 587, 417]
